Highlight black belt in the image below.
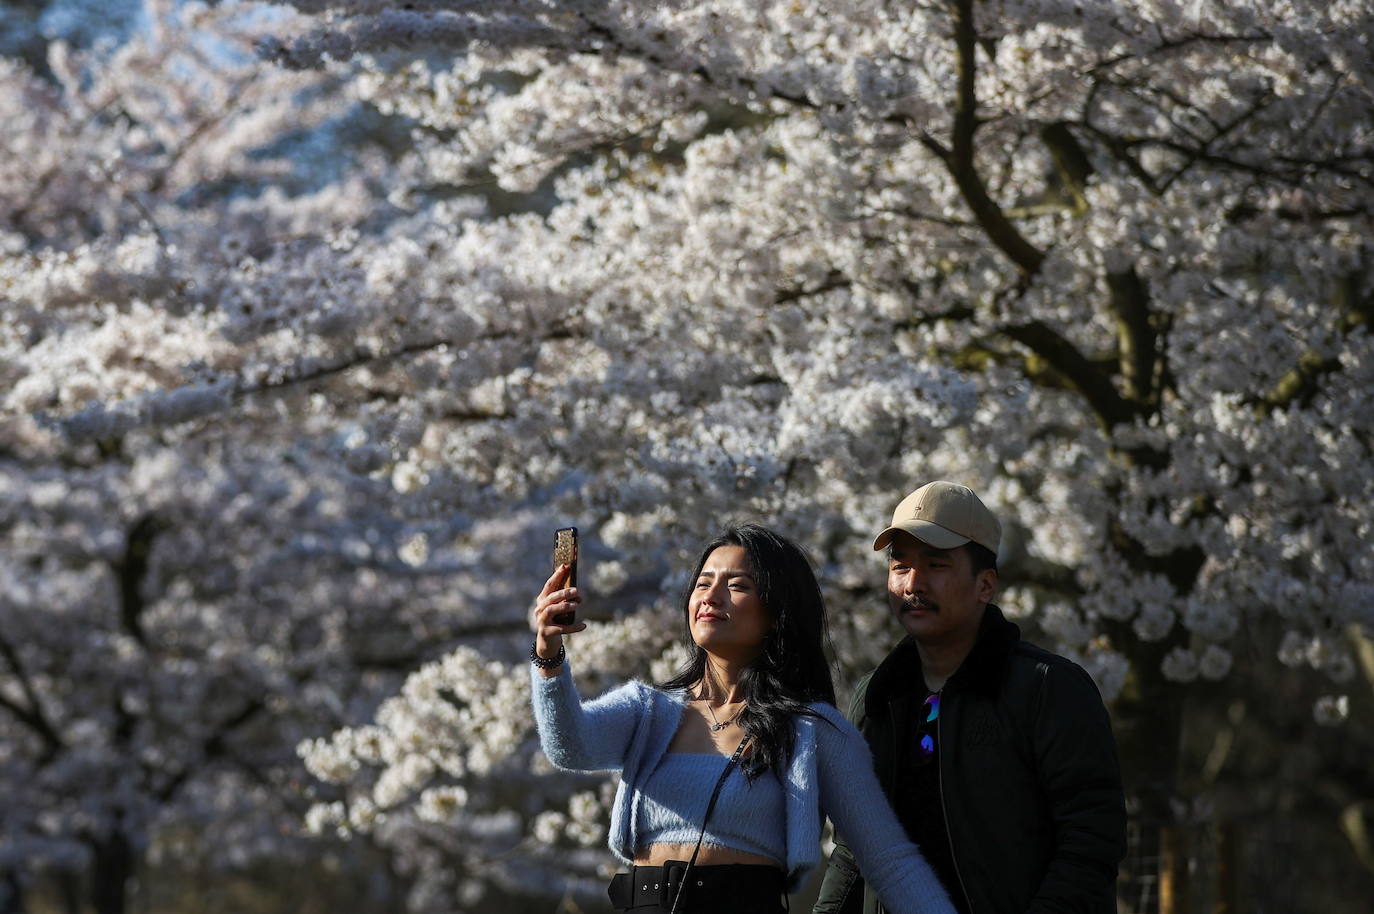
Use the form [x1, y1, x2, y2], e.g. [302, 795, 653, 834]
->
[608, 862, 785, 911]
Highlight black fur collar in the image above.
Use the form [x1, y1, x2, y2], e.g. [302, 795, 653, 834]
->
[863, 603, 1021, 715]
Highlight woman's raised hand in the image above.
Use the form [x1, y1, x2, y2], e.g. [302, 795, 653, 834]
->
[532, 564, 586, 667]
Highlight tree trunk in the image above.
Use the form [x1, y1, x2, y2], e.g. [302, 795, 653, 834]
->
[90, 832, 134, 914]
[1105, 623, 1189, 914]
[1159, 825, 1190, 914]
[1213, 823, 1237, 914]
[57, 871, 80, 914]
[0, 870, 25, 914]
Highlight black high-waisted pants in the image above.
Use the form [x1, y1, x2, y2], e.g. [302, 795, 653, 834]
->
[607, 862, 787, 913]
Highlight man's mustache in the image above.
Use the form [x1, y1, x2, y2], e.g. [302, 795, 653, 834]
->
[900, 597, 939, 613]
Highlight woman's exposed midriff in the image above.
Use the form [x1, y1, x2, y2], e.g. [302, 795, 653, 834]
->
[633, 843, 781, 868]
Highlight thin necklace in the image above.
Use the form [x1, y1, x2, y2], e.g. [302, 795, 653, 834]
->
[704, 700, 741, 732]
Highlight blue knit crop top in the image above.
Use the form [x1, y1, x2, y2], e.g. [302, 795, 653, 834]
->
[530, 662, 956, 913]
[636, 752, 786, 863]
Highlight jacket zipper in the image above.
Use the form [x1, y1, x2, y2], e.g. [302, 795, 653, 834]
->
[937, 693, 975, 913]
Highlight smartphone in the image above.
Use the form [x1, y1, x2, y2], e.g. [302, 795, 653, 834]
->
[552, 526, 578, 625]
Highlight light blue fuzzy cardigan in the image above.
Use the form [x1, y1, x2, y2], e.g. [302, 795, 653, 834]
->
[531, 663, 955, 913]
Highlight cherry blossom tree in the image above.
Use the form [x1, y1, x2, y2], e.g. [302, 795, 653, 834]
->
[0, 0, 145, 73]
[0, 3, 421, 911]
[255, 1, 1374, 909]
[5, 0, 1373, 911]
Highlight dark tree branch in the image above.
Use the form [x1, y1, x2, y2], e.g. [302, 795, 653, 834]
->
[1106, 267, 1161, 407]
[1086, 32, 1273, 76]
[7, 93, 116, 240]
[94, 150, 167, 247]
[775, 270, 850, 304]
[868, 205, 977, 228]
[1041, 122, 1166, 415]
[0, 690, 63, 761]
[1158, 91, 1279, 192]
[1001, 320, 1140, 430]
[577, 2, 1049, 277]
[1040, 121, 1094, 212]
[53, 325, 581, 448]
[1261, 272, 1373, 411]
[1227, 202, 1370, 223]
[1083, 124, 1370, 189]
[953, 337, 1119, 397]
[238, 326, 576, 401]
[145, 79, 255, 197]
[1262, 352, 1343, 412]
[938, 0, 1046, 276]
[156, 699, 268, 803]
[110, 515, 162, 647]
[0, 628, 65, 759]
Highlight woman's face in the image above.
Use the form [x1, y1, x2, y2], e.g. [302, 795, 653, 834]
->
[688, 545, 771, 662]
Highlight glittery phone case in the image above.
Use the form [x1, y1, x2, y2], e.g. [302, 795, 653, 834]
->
[552, 527, 578, 624]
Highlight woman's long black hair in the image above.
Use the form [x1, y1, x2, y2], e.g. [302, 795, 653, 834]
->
[657, 523, 837, 779]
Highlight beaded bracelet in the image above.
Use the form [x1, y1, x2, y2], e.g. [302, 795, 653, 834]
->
[529, 642, 565, 669]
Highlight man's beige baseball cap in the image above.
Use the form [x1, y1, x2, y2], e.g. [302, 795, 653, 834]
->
[872, 481, 1001, 553]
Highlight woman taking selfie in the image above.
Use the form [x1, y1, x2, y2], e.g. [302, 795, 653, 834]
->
[529, 524, 955, 914]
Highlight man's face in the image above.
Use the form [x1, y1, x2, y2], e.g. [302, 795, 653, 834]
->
[885, 531, 996, 646]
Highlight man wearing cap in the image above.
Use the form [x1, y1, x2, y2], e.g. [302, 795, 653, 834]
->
[814, 481, 1127, 914]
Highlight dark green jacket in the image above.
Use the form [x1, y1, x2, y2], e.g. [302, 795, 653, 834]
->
[813, 606, 1127, 914]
